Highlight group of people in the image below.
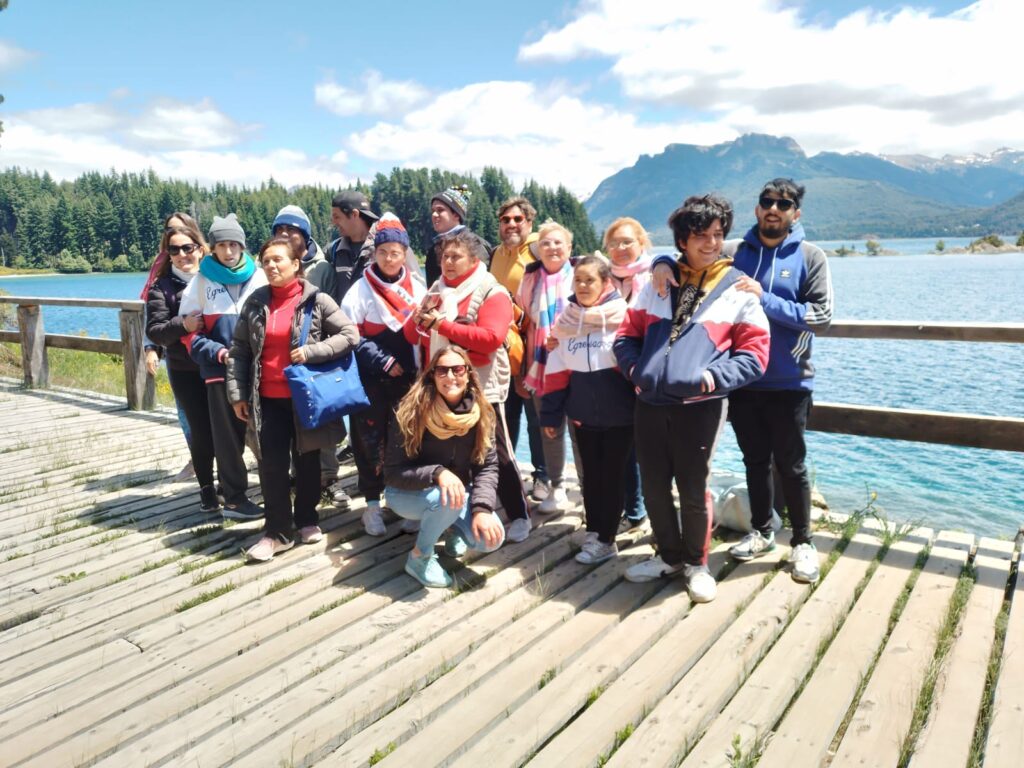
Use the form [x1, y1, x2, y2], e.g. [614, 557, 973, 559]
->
[143, 176, 833, 600]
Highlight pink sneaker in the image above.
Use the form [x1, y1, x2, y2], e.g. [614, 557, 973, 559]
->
[299, 525, 323, 544]
[245, 534, 295, 562]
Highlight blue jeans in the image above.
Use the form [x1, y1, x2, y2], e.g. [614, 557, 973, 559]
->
[384, 486, 506, 555]
[623, 446, 647, 522]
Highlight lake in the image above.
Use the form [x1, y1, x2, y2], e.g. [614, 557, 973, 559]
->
[2, 241, 1022, 538]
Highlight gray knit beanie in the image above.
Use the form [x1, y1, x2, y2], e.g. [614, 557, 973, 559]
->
[208, 213, 247, 249]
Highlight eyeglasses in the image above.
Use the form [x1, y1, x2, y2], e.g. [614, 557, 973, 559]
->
[758, 196, 797, 212]
[433, 364, 468, 378]
[167, 243, 200, 256]
[539, 239, 565, 249]
[608, 238, 637, 250]
[500, 215, 526, 225]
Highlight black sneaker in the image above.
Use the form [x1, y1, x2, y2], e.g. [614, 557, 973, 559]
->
[222, 498, 264, 521]
[321, 483, 352, 509]
[199, 485, 222, 514]
[336, 443, 355, 464]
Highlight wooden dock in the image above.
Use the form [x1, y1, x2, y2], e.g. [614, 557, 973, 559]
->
[0, 382, 1021, 768]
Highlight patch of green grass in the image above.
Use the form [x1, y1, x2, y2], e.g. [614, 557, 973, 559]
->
[90, 530, 129, 546]
[139, 554, 182, 573]
[308, 589, 362, 620]
[967, 597, 1013, 768]
[597, 722, 635, 766]
[6, 551, 27, 561]
[727, 731, 769, 768]
[55, 570, 86, 585]
[585, 685, 606, 709]
[175, 582, 237, 613]
[265, 575, 303, 596]
[0, 341, 175, 406]
[368, 742, 396, 765]
[191, 562, 243, 586]
[538, 667, 557, 690]
[898, 565, 976, 766]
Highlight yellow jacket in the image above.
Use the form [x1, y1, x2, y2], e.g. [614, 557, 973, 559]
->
[489, 232, 539, 297]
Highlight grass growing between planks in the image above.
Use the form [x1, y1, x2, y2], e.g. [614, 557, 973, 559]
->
[0, 341, 175, 406]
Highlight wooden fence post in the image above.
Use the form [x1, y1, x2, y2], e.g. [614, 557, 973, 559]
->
[119, 309, 149, 410]
[17, 304, 49, 388]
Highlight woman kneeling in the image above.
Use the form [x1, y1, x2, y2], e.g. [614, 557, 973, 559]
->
[384, 345, 506, 588]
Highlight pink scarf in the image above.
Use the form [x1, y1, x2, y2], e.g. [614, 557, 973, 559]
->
[551, 286, 627, 339]
[517, 262, 573, 394]
[139, 251, 168, 300]
[610, 252, 653, 305]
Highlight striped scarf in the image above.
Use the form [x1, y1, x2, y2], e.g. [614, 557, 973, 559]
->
[363, 265, 420, 332]
[520, 261, 573, 394]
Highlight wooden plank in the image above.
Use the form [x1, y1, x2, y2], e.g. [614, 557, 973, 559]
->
[810, 402, 1024, 452]
[822, 320, 1024, 343]
[17, 304, 48, 388]
[17, 522, 580, 767]
[0, 296, 145, 310]
[680, 533, 883, 768]
[526, 541, 791, 768]
[982, 541, 1024, 768]
[910, 537, 1015, 766]
[604, 533, 838, 768]
[186, 534, 611, 768]
[753, 529, 932, 768]
[829, 530, 974, 768]
[45, 334, 122, 354]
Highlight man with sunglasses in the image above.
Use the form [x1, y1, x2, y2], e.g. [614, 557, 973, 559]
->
[489, 196, 551, 510]
[725, 178, 833, 584]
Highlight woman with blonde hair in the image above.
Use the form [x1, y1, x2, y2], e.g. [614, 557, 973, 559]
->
[515, 220, 577, 514]
[602, 216, 655, 533]
[384, 345, 506, 588]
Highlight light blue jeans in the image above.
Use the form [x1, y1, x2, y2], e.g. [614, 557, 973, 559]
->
[384, 485, 506, 555]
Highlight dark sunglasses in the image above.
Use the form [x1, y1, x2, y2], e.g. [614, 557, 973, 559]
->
[500, 215, 526, 224]
[433, 364, 468, 378]
[167, 243, 200, 256]
[759, 196, 797, 212]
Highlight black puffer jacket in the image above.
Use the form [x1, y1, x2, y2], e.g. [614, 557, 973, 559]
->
[226, 279, 359, 456]
[383, 395, 498, 512]
[145, 274, 198, 371]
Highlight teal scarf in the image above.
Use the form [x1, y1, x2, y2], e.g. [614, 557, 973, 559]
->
[199, 252, 256, 285]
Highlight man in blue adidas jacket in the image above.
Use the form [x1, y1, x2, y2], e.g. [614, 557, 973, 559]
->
[725, 178, 833, 584]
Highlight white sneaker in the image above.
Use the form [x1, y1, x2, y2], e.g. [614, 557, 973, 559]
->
[506, 516, 532, 543]
[684, 564, 717, 603]
[531, 477, 551, 501]
[790, 542, 820, 584]
[362, 506, 386, 536]
[575, 534, 617, 565]
[624, 555, 685, 583]
[729, 530, 776, 562]
[537, 485, 568, 514]
[400, 518, 420, 534]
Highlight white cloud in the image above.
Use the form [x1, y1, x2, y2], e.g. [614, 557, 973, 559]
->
[346, 80, 725, 195]
[0, 39, 35, 71]
[518, 0, 1024, 158]
[2, 117, 350, 189]
[315, 70, 431, 117]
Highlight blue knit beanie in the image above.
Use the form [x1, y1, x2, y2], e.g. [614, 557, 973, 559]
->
[272, 205, 312, 246]
[374, 213, 410, 248]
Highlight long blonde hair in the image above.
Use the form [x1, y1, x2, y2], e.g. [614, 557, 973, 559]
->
[394, 345, 496, 464]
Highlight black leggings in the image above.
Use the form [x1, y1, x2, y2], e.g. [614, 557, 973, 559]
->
[257, 396, 320, 537]
[575, 424, 634, 543]
[167, 366, 215, 488]
[493, 401, 529, 522]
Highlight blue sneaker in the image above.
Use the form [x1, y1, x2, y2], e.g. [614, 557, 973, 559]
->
[443, 530, 468, 558]
[405, 552, 452, 588]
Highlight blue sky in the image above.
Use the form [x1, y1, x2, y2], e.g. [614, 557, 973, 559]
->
[1, 0, 1019, 196]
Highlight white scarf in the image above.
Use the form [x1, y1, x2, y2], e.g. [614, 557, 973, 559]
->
[428, 260, 492, 360]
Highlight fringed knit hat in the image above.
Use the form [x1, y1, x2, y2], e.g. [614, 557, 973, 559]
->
[431, 184, 471, 223]
[374, 213, 410, 248]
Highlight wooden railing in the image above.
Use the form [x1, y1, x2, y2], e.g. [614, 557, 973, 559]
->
[0, 296, 154, 410]
[811, 321, 1024, 452]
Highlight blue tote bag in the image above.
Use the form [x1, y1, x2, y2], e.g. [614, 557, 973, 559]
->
[283, 300, 369, 429]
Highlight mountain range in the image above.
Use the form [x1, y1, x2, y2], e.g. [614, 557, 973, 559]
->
[584, 134, 1024, 242]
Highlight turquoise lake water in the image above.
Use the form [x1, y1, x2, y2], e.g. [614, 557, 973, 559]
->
[2, 240, 1022, 537]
